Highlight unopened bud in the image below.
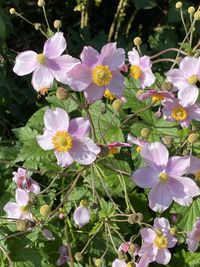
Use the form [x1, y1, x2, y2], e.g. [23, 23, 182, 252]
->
[194, 11, 200, 21]
[54, 20, 62, 29]
[140, 128, 150, 138]
[188, 6, 195, 14]
[35, 23, 41, 30]
[16, 219, 31, 231]
[188, 133, 198, 144]
[175, 2, 182, 9]
[95, 259, 102, 266]
[56, 87, 69, 100]
[170, 227, 177, 236]
[133, 37, 142, 46]
[162, 136, 173, 146]
[75, 252, 83, 261]
[128, 244, 136, 254]
[40, 204, 50, 217]
[112, 99, 123, 111]
[59, 213, 65, 220]
[127, 262, 136, 267]
[9, 8, 16, 15]
[37, 0, 45, 7]
[161, 81, 172, 91]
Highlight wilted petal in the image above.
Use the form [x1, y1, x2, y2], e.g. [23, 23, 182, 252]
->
[43, 32, 66, 58]
[73, 206, 90, 228]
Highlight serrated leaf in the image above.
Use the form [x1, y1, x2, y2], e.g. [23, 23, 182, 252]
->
[46, 95, 78, 113]
[13, 126, 38, 142]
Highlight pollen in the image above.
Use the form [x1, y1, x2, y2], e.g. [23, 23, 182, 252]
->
[136, 146, 141, 153]
[20, 205, 29, 212]
[92, 65, 112, 86]
[38, 86, 48, 95]
[52, 131, 73, 152]
[152, 94, 164, 102]
[104, 89, 115, 100]
[159, 172, 168, 182]
[154, 234, 168, 249]
[36, 53, 46, 64]
[130, 65, 142, 79]
[188, 75, 198, 85]
[171, 106, 188, 121]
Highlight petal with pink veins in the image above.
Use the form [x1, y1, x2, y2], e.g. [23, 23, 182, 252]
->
[107, 71, 124, 97]
[165, 69, 188, 90]
[68, 118, 90, 138]
[140, 69, 155, 88]
[178, 86, 199, 106]
[37, 129, 54, 150]
[166, 156, 190, 177]
[101, 48, 125, 71]
[68, 64, 92, 91]
[73, 206, 90, 228]
[140, 228, 156, 243]
[99, 43, 116, 64]
[179, 57, 200, 77]
[43, 32, 66, 58]
[154, 217, 170, 231]
[128, 48, 140, 65]
[84, 83, 105, 103]
[44, 108, 69, 132]
[80, 46, 99, 67]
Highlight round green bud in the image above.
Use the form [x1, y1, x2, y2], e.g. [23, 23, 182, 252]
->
[56, 87, 69, 100]
[34, 23, 41, 30]
[40, 204, 50, 217]
[188, 133, 198, 144]
[54, 20, 62, 29]
[9, 8, 16, 15]
[37, 0, 45, 7]
[188, 6, 195, 14]
[133, 37, 142, 46]
[140, 128, 150, 138]
[112, 99, 123, 111]
[75, 252, 83, 262]
[194, 11, 200, 21]
[175, 2, 182, 9]
[95, 259, 102, 266]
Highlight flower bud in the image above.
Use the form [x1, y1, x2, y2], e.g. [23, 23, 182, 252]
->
[40, 204, 50, 217]
[188, 133, 198, 144]
[95, 259, 102, 266]
[54, 20, 62, 29]
[75, 252, 83, 262]
[59, 213, 65, 220]
[140, 128, 150, 138]
[9, 8, 16, 15]
[35, 23, 42, 30]
[188, 6, 195, 14]
[37, 0, 45, 7]
[194, 11, 200, 21]
[112, 99, 123, 111]
[73, 203, 90, 228]
[161, 81, 172, 91]
[42, 229, 55, 240]
[56, 87, 69, 100]
[133, 37, 142, 46]
[16, 219, 31, 231]
[162, 136, 173, 146]
[175, 2, 182, 9]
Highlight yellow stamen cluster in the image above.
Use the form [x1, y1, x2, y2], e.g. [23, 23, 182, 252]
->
[92, 65, 112, 86]
[52, 131, 73, 152]
[154, 234, 168, 249]
[152, 94, 164, 102]
[171, 106, 188, 121]
[39, 86, 49, 96]
[188, 75, 198, 85]
[109, 147, 119, 155]
[159, 172, 168, 182]
[20, 205, 29, 212]
[136, 146, 141, 153]
[130, 65, 142, 79]
[104, 89, 115, 100]
[36, 53, 46, 64]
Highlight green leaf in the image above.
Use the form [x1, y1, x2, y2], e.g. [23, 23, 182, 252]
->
[13, 126, 38, 142]
[27, 107, 47, 132]
[98, 198, 116, 220]
[46, 95, 78, 113]
[0, 146, 18, 161]
[132, 0, 157, 10]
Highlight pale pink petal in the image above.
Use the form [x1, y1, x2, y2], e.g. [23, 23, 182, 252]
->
[179, 57, 200, 77]
[84, 83, 105, 103]
[101, 48, 125, 70]
[42, 229, 55, 240]
[54, 151, 74, 167]
[68, 64, 92, 91]
[32, 65, 54, 91]
[107, 71, 124, 97]
[80, 46, 99, 67]
[3, 202, 21, 219]
[13, 50, 39, 76]
[73, 206, 90, 228]
[137, 253, 152, 267]
[37, 129, 54, 150]
[44, 108, 69, 131]
[166, 233, 177, 248]
[138, 242, 157, 260]
[139, 56, 152, 69]
[140, 69, 155, 88]
[69, 138, 100, 165]
[149, 182, 172, 212]
[188, 156, 200, 174]
[128, 48, 140, 65]
[165, 69, 187, 90]
[15, 188, 29, 206]
[30, 181, 40, 194]
[47, 55, 80, 84]
[99, 43, 116, 64]
[140, 142, 169, 172]
[173, 176, 200, 197]
[166, 156, 190, 177]
[154, 217, 170, 230]
[178, 86, 199, 106]
[132, 167, 159, 188]
[68, 118, 90, 138]
[155, 248, 171, 265]
[189, 104, 200, 121]
[112, 259, 126, 267]
[43, 32, 66, 58]
[187, 229, 200, 252]
[140, 228, 156, 243]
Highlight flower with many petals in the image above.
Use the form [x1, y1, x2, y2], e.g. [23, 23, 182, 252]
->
[128, 48, 155, 88]
[166, 56, 200, 106]
[187, 218, 200, 252]
[3, 188, 32, 220]
[132, 142, 200, 212]
[13, 32, 79, 93]
[138, 89, 174, 103]
[37, 108, 100, 167]
[67, 43, 125, 103]
[12, 168, 40, 194]
[162, 98, 200, 128]
[127, 134, 149, 153]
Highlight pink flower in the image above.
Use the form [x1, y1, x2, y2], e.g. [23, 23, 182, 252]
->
[138, 90, 174, 102]
[13, 32, 79, 93]
[187, 218, 200, 252]
[12, 168, 40, 194]
[73, 201, 90, 228]
[162, 98, 200, 128]
[139, 217, 177, 265]
[112, 259, 126, 267]
[56, 245, 69, 266]
[118, 242, 131, 253]
[37, 108, 100, 167]
[127, 134, 149, 153]
[128, 48, 155, 88]
[132, 142, 200, 212]
[166, 57, 200, 106]
[67, 43, 125, 103]
[3, 188, 32, 220]
[186, 156, 200, 180]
